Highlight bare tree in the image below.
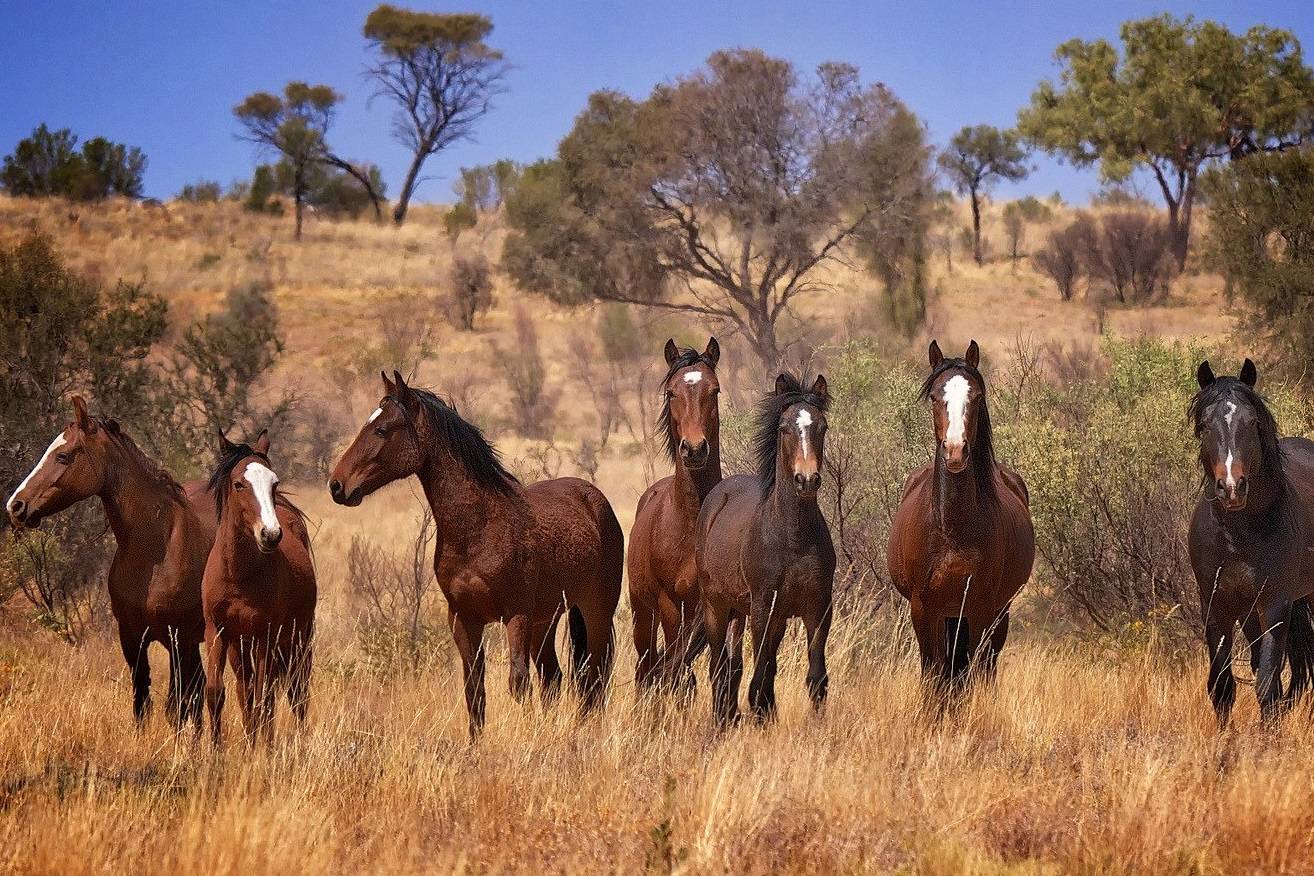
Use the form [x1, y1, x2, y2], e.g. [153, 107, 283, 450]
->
[363, 6, 510, 225]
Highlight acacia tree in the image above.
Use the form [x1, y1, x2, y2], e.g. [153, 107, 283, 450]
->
[503, 50, 932, 365]
[938, 125, 1028, 266]
[363, 5, 510, 225]
[1019, 14, 1314, 269]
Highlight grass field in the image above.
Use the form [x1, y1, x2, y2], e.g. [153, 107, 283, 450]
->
[1, 195, 1291, 874]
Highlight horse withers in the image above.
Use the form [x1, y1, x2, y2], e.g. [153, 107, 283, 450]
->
[328, 371, 623, 737]
[887, 340, 1034, 692]
[695, 371, 836, 726]
[1189, 359, 1314, 724]
[5, 396, 214, 726]
[202, 430, 316, 744]
[629, 337, 721, 695]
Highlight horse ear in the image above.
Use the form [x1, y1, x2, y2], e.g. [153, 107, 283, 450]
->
[392, 369, 417, 410]
[664, 339, 679, 365]
[965, 340, 980, 368]
[1196, 360, 1216, 389]
[775, 374, 791, 396]
[811, 374, 829, 400]
[381, 370, 396, 395]
[928, 340, 944, 369]
[703, 337, 720, 368]
[217, 429, 237, 455]
[71, 395, 95, 433]
[1240, 358, 1258, 387]
[253, 429, 270, 455]
[104, 418, 120, 435]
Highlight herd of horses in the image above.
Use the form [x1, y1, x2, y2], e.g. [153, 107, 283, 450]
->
[2, 337, 1309, 741]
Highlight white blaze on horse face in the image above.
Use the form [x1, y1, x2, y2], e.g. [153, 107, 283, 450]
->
[682, 371, 703, 385]
[796, 408, 813, 459]
[367, 407, 383, 424]
[1225, 450, 1236, 489]
[243, 462, 281, 539]
[7, 433, 68, 512]
[942, 375, 971, 449]
[1224, 402, 1237, 427]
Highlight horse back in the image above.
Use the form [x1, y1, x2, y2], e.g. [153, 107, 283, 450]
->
[526, 476, 624, 602]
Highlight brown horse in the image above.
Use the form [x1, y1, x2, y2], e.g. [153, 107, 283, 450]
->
[629, 337, 721, 693]
[695, 371, 835, 726]
[5, 396, 214, 725]
[888, 340, 1034, 689]
[1189, 359, 1314, 724]
[203, 430, 316, 744]
[329, 371, 623, 736]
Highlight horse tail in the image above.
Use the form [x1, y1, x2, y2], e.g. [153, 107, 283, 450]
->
[568, 605, 589, 680]
[1288, 597, 1314, 702]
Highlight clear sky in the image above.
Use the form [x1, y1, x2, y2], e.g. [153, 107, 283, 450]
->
[3, 1, 1311, 202]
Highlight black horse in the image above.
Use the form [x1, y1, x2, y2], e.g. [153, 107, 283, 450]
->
[1188, 359, 1314, 724]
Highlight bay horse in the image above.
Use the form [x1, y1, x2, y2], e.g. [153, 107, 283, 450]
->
[5, 395, 214, 725]
[328, 371, 623, 736]
[887, 340, 1034, 690]
[629, 337, 721, 693]
[695, 371, 835, 726]
[1189, 359, 1314, 724]
[203, 430, 316, 744]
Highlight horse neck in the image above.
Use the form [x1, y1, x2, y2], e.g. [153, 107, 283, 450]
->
[215, 506, 274, 581]
[931, 453, 987, 541]
[1218, 465, 1286, 536]
[672, 443, 721, 513]
[96, 442, 178, 544]
[416, 448, 517, 548]
[765, 453, 816, 540]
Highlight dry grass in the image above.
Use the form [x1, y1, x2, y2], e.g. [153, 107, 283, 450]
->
[0, 196, 1278, 873]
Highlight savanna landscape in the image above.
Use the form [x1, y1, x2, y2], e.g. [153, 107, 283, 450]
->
[3, 4, 1314, 874]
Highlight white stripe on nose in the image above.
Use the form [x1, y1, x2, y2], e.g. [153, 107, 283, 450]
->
[796, 408, 813, 459]
[243, 462, 281, 536]
[7, 433, 67, 512]
[943, 375, 970, 448]
[1224, 450, 1236, 489]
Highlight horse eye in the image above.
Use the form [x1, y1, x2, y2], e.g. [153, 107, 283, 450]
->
[56, 452, 71, 465]
[233, 481, 245, 490]
[374, 427, 387, 437]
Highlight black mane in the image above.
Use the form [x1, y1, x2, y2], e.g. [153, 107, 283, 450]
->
[95, 416, 183, 497]
[657, 345, 719, 465]
[919, 358, 999, 502]
[207, 441, 269, 519]
[752, 370, 829, 496]
[402, 388, 519, 493]
[1189, 376, 1286, 492]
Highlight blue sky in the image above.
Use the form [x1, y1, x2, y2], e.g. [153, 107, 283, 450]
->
[3, 1, 1311, 202]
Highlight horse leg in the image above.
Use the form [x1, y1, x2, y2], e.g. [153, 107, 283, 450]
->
[117, 626, 152, 724]
[980, 607, 1011, 682]
[505, 612, 533, 706]
[532, 614, 563, 706]
[204, 629, 228, 746]
[451, 613, 487, 738]
[233, 641, 258, 742]
[1205, 617, 1237, 726]
[909, 598, 942, 679]
[803, 600, 833, 711]
[726, 614, 745, 718]
[1255, 600, 1292, 724]
[177, 639, 206, 729]
[747, 591, 789, 723]
[1286, 597, 1314, 706]
[572, 600, 616, 713]
[631, 593, 662, 691]
[250, 641, 276, 744]
[705, 602, 736, 728]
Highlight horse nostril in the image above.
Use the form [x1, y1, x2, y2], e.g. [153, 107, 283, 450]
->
[679, 439, 692, 457]
[1217, 478, 1227, 493]
[9, 499, 27, 522]
[1237, 476, 1247, 491]
[329, 480, 344, 499]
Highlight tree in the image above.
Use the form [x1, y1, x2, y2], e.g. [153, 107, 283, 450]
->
[1204, 148, 1314, 368]
[1, 124, 146, 200]
[363, 6, 510, 225]
[937, 125, 1028, 266]
[1019, 14, 1314, 269]
[503, 50, 932, 365]
[1002, 196, 1053, 270]
[234, 82, 386, 238]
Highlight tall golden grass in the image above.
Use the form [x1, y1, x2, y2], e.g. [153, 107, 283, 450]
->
[0, 196, 1278, 874]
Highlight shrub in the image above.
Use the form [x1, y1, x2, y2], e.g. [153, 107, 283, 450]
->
[1084, 211, 1175, 303]
[443, 202, 477, 239]
[1, 124, 146, 200]
[178, 180, 223, 203]
[1033, 220, 1088, 300]
[444, 254, 493, 331]
[496, 305, 558, 439]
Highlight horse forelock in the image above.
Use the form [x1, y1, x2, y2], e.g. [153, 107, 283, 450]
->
[921, 359, 998, 502]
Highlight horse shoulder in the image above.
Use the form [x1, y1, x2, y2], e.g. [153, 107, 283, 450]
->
[898, 463, 933, 503]
[995, 464, 1030, 507]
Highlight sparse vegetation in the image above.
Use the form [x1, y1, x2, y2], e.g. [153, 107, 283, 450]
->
[1, 124, 146, 201]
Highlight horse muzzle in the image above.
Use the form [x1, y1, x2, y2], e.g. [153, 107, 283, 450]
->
[794, 471, 821, 497]
[942, 441, 970, 474]
[328, 479, 363, 507]
[1216, 476, 1248, 512]
[6, 498, 39, 529]
[255, 525, 283, 553]
[679, 438, 710, 470]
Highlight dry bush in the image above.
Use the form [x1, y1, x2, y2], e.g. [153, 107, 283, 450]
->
[1033, 219, 1089, 300]
[442, 253, 493, 331]
[496, 305, 559, 439]
[346, 506, 446, 673]
[1085, 211, 1176, 304]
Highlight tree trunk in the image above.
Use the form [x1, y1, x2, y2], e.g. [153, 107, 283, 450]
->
[393, 148, 428, 226]
[325, 155, 385, 223]
[1173, 174, 1196, 271]
[747, 306, 781, 369]
[294, 185, 304, 242]
[970, 190, 983, 266]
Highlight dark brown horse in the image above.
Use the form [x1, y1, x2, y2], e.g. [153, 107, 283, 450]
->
[695, 371, 835, 726]
[203, 430, 316, 744]
[5, 396, 214, 725]
[887, 341, 1034, 689]
[329, 371, 624, 736]
[629, 337, 721, 693]
[1189, 359, 1314, 724]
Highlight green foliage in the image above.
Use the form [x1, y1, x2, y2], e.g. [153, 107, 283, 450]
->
[442, 202, 477, 238]
[178, 180, 223, 203]
[1019, 14, 1314, 267]
[1, 124, 146, 200]
[363, 6, 494, 55]
[454, 160, 521, 213]
[244, 164, 282, 214]
[1204, 148, 1314, 371]
[939, 125, 1028, 266]
[504, 51, 933, 364]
